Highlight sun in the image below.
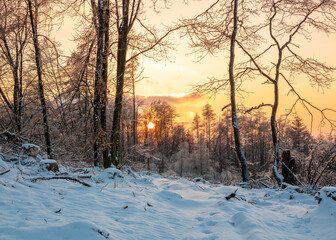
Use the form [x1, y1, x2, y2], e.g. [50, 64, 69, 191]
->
[147, 122, 155, 130]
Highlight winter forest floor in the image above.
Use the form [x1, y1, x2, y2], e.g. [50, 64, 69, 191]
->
[0, 155, 336, 240]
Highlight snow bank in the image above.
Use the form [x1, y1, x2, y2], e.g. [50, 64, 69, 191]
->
[0, 164, 335, 240]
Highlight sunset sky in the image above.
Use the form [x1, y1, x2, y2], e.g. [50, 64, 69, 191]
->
[56, 1, 336, 135]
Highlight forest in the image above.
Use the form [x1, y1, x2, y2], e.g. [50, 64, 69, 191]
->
[0, 0, 336, 188]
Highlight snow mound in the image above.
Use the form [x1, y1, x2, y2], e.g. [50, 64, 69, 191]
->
[93, 168, 124, 182]
[315, 187, 336, 212]
[0, 221, 111, 240]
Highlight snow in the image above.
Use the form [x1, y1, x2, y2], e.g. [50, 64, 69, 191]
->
[0, 162, 335, 240]
[40, 159, 57, 164]
[22, 144, 40, 152]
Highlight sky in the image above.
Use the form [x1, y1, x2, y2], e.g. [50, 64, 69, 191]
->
[55, 1, 336, 135]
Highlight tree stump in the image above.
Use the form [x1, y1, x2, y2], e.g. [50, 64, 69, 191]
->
[282, 150, 296, 185]
[40, 159, 59, 172]
[22, 144, 40, 158]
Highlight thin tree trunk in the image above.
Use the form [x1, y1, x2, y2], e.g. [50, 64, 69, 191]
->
[271, 81, 283, 184]
[132, 71, 137, 146]
[93, 0, 105, 167]
[229, 0, 249, 182]
[27, 0, 52, 157]
[13, 67, 21, 132]
[101, 0, 110, 167]
[131, 62, 137, 161]
[19, 51, 23, 132]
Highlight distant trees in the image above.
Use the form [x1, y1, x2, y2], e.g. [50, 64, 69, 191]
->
[141, 100, 177, 155]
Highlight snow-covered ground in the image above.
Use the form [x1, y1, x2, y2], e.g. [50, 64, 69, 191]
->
[0, 157, 335, 240]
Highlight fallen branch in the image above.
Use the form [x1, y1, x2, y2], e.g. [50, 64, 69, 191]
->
[282, 162, 306, 188]
[225, 188, 238, 200]
[0, 169, 10, 175]
[31, 177, 91, 187]
[77, 175, 92, 179]
[256, 179, 273, 189]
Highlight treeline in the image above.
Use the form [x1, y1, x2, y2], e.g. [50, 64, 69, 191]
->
[123, 100, 336, 186]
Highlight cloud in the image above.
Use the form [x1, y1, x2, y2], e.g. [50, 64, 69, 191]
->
[136, 93, 202, 105]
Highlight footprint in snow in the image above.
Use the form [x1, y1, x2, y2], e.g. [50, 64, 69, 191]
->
[206, 221, 218, 226]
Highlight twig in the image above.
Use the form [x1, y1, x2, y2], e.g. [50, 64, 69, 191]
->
[31, 177, 91, 187]
[0, 169, 10, 175]
[256, 179, 273, 189]
[244, 103, 273, 114]
[222, 104, 231, 111]
[282, 162, 306, 188]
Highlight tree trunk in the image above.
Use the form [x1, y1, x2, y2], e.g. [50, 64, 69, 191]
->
[229, 0, 249, 182]
[13, 67, 21, 132]
[93, 0, 105, 167]
[271, 81, 283, 184]
[132, 71, 137, 146]
[282, 150, 296, 185]
[110, 0, 130, 167]
[28, 0, 52, 157]
[101, 0, 110, 167]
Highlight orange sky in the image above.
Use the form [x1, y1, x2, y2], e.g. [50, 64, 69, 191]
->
[55, 1, 336, 135]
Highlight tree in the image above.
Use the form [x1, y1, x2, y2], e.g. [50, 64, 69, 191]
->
[184, 0, 250, 182]
[0, 0, 28, 133]
[27, 0, 52, 157]
[202, 103, 216, 151]
[228, 0, 249, 182]
[91, 0, 110, 167]
[192, 113, 201, 144]
[110, 0, 141, 167]
[235, 0, 336, 184]
[124, 56, 142, 148]
[109, 0, 180, 167]
[286, 115, 311, 153]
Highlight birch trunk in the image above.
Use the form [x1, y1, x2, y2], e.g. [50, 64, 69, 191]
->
[229, 0, 249, 182]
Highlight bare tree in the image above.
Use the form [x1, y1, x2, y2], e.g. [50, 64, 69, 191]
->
[27, 0, 52, 157]
[228, 0, 249, 182]
[236, 0, 336, 184]
[184, 0, 250, 182]
[90, 0, 111, 167]
[0, 0, 28, 133]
